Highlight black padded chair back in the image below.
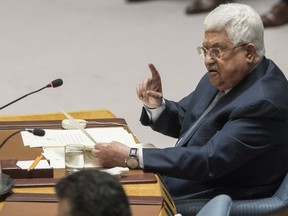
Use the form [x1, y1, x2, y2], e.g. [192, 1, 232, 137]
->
[230, 171, 288, 216]
[175, 172, 288, 216]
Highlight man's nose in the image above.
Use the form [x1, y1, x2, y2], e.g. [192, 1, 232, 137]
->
[204, 53, 216, 64]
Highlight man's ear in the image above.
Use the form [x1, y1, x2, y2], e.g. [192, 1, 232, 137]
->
[245, 43, 256, 63]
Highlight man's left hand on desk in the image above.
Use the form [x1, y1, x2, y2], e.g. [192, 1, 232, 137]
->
[92, 141, 130, 168]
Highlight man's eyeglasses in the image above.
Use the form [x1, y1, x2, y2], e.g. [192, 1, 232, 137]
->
[196, 44, 248, 59]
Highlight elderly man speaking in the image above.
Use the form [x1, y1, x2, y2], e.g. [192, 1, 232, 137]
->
[93, 3, 288, 215]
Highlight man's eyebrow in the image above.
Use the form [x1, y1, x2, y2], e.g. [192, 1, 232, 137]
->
[203, 42, 225, 48]
[211, 42, 222, 47]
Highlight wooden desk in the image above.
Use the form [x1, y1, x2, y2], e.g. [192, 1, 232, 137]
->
[0, 110, 176, 216]
[0, 109, 116, 121]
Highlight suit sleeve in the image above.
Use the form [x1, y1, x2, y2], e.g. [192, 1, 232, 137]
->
[143, 99, 284, 182]
[139, 92, 194, 138]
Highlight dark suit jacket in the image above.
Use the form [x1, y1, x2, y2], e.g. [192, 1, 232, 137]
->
[140, 57, 288, 201]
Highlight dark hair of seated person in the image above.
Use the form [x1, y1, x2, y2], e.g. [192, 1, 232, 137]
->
[55, 170, 131, 216]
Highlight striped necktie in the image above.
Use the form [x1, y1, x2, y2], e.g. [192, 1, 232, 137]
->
[176, 91, 225, 147]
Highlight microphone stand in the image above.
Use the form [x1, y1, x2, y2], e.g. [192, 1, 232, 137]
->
[0, 128, 45, 199]
[0, 86, 47, 111]
[0, 129, 45, 149]
[0, 131, 22, 149]
[0, 79, 62, 199]
[0, 171, 14, 200]
[0, 78, 63, 111]
[0, 130, 22, 199]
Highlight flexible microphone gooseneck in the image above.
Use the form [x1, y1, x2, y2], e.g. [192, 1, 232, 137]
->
[0, 128, 45, 149]
[0, 79, 63, 111]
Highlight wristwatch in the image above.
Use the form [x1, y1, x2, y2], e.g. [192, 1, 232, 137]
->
[125, 148, 139, 169]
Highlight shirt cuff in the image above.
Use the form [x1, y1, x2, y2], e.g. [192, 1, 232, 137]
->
[138, 147, 144, 169]
[143, 99, 166, 123]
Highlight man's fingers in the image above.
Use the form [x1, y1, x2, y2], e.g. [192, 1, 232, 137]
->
[92, 148, 100, 156]
[147, 90, 162, 99]
[136, 77, 152, 99]
[148, 63, 160, 80]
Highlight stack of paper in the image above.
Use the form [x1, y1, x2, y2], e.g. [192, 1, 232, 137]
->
[21, 127, 137, 148]
[20, 127, 137, 169]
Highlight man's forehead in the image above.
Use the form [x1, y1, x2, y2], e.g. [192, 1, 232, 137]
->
[203, 30, 232, 47]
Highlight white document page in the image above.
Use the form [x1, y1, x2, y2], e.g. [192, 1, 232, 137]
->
[16, 160, 51, 170]
[21, 127, 137, 148]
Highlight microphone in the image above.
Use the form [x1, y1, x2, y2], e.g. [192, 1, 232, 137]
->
[46, 79, 63, 88]
[0, 78, 63, 110]
[25, 128, 46, 136]
[0, 128, 45, 149]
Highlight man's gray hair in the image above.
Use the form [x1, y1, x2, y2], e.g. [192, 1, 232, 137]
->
[204, 3, 265, 57]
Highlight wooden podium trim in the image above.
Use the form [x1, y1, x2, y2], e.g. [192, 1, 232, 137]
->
[6, 193, 163, 205]
[0, 118, 127, 130]
[11, 171, 157, 187]
[0, 110, 116, 121]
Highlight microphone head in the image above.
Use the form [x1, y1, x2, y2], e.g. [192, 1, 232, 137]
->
[46, 79, 63, 88]
[33, 128, 45, 136]
[26, 128, 45, 136]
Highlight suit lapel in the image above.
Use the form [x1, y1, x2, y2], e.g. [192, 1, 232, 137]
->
[179, 58, 270, 146]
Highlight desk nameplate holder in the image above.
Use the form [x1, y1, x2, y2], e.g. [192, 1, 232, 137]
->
[0, 160, 53, 179]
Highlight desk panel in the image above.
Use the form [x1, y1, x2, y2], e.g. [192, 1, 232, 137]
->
[1, 201, 162, 216]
